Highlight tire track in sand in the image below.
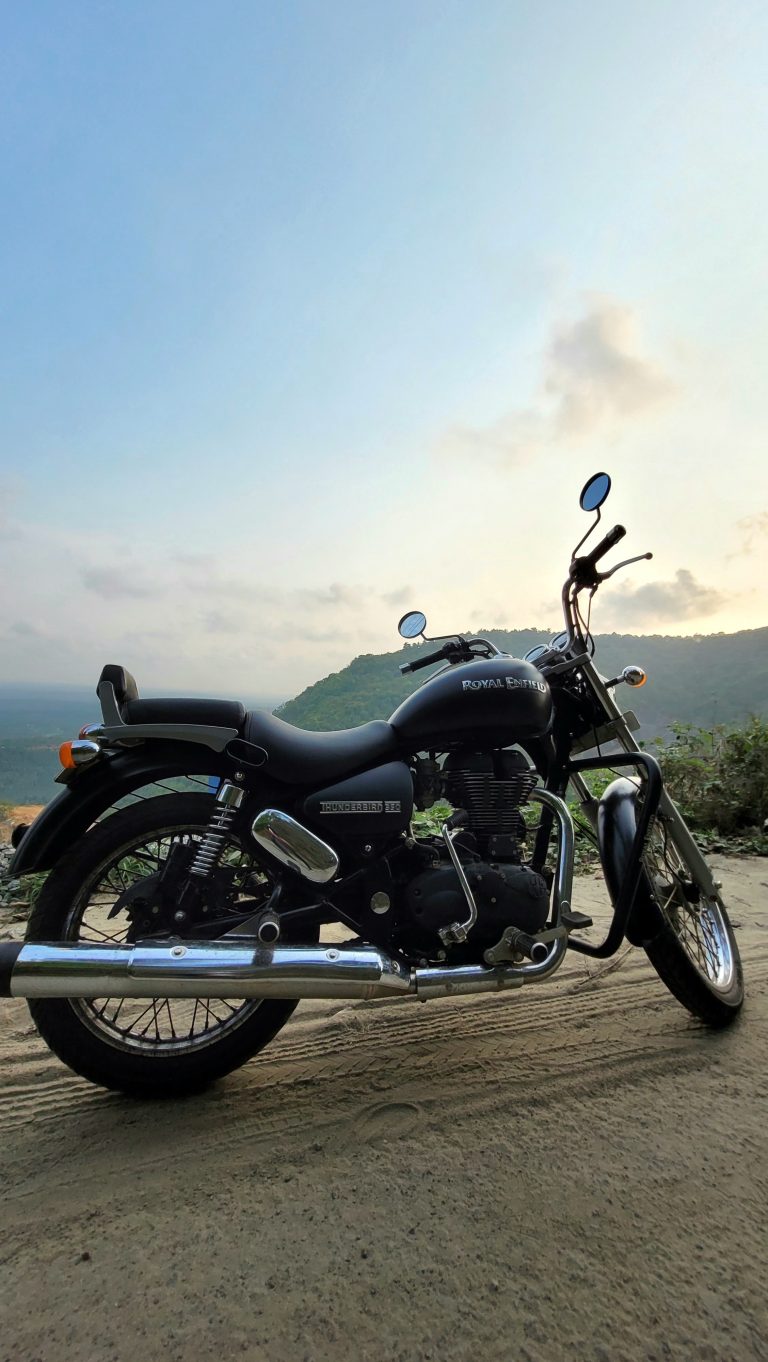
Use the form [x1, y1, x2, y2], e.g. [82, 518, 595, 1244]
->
[1, 926, 763, 1220]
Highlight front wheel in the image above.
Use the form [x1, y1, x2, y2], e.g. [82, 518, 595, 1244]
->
[641, 813, 744, 1027]
[26, 793, 313, 1097]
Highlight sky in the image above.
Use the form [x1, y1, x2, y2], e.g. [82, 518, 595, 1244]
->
[1, 0, 767, 701]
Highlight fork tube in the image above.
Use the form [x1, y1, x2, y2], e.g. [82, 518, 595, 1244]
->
[579, 657, 718, 897]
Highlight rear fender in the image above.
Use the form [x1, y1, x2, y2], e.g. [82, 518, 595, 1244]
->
[9, 742, 266, 876]
[597, 777, 665, 947]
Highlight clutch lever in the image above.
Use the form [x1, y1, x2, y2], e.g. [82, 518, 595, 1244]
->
[599, 551, 653, 581]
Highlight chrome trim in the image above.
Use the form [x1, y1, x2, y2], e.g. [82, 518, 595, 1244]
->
[68, 740, 103, 766]
[8, 943, 411, 1001]
[528, 787, 575, 921]
[438, 821, 478, 945]
[414, 942, 567, 998]
[6, 937, 570, 1002]
[251, 809, 339, 884]
[216, 781, 245, 809]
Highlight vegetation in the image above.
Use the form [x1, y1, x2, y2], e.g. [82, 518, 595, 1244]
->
[648, 718, 768, 847]
[277, 626, 768, 737]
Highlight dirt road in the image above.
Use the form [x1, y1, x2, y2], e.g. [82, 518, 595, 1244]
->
[1, 858, 766, 1361]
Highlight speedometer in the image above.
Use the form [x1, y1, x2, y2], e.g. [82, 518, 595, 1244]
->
[523, 644, 549, 663]
[549, 632, 570, 651]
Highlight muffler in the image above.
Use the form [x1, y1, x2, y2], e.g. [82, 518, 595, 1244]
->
[0, 941, 411, 1001]
[0, 934, 567, 1002]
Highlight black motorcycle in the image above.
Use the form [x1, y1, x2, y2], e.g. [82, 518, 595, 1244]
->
[1, 473, 743, 1095]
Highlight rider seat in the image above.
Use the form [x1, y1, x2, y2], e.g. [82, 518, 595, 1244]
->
[242, 711, 399, 785]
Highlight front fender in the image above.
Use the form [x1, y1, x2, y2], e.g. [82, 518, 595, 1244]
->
[9, 742, 241, 876]
[597, 777, 665, 947]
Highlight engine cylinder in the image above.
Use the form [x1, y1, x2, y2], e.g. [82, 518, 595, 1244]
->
[442, 749, 537, 835]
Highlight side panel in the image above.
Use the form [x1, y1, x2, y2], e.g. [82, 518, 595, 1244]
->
[9, 742, 262, 875]
[597, 778, 665, 946]
[303, 761, 414, 860]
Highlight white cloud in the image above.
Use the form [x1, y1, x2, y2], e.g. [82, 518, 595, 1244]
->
[81, 566, 154, 599]
[438, 297, 676, 464]
[731, 511, 768, 557]
[600, 568, 728, 627]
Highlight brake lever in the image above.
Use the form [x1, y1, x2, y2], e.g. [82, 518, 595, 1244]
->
[598, 551, 653, 581]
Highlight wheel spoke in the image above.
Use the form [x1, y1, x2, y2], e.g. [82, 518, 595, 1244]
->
[643, 822, 733, 992]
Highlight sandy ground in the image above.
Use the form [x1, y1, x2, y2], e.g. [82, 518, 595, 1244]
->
[0, 805, 44, 845]
[0, 856, 766, 1362]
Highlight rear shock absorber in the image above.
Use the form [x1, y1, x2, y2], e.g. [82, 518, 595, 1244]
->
[188, 782, 245, 878]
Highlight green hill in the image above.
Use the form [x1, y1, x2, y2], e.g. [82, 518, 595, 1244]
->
[276, 626, 768, 737]
[2, 628, 765, 805]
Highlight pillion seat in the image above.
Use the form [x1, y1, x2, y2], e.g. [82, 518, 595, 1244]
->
[98, 665, 246, 730]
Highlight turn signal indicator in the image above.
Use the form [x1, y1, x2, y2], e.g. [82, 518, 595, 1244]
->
[622, 665, 647, 687]
[59, 740, 102, 770]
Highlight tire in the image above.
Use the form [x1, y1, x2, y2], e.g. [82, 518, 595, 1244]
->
[641, 813, 744, 1027]
[26, 793, 313, 1097]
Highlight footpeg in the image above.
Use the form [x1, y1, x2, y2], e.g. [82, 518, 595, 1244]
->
[255, 909, 281, 945]
[561, 908, 593, 931]
[484, 925, 561, 966]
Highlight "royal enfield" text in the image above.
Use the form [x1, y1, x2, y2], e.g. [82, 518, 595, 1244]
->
[461, 677, 547, 693]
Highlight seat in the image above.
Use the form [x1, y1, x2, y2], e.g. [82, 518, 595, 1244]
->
[97, 665, 245, 730]
[123, 698, 247, 729]
[242, 710, 399, 785]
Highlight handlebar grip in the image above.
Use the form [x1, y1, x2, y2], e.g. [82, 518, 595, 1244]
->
[587, 523, 626, 565]
[399, 646, 447, 675]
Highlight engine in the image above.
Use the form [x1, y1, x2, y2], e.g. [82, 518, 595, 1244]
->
[394, 748, 550, 958]
[442, 748, 537, 857]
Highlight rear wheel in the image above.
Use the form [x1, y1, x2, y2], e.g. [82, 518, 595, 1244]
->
[642, 815, 744, 1027]
[26, 793, 313, 1096]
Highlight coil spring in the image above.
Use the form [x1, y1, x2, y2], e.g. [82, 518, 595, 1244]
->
[189, 803, 239, 878]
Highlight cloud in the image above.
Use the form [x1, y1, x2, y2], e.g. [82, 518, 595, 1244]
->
[201, 609, 241, 634]
[730, 512, 768, 557]
[8, 619, 48, 638]
[172, 552, 218, 570]
[81, 566, 154, 599]
[601, 569, 728, 627]
[297, 582, 365, 609]
[439, 298, 676, 464]
[381, 586, 412, 608]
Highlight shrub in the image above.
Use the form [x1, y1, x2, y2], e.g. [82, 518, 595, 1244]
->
[650, 717, 768, 835]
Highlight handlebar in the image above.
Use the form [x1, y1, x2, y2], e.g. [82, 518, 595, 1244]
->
[400, 643, 452, 675]
[582, 523, 626, 568]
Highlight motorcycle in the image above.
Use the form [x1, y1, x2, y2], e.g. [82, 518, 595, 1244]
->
[0, 472, 743, 1096]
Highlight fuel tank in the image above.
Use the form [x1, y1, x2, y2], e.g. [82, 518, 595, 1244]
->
[389, 657, 552, 749]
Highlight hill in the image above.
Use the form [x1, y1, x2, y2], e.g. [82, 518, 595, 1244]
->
[277, 626, 768, 736]
[2, 629, 765, 804]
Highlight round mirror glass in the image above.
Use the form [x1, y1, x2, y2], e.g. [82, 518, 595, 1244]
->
[579, 472, 611, 512]
[398, 610, 427, 639]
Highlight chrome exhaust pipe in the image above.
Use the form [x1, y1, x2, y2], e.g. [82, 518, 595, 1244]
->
[0, 941, 411, 1001]
[0, 934, 567, 1002]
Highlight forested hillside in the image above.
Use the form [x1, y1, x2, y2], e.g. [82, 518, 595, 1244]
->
[277, 626, 768, 736]
[1, 628, 765, 804]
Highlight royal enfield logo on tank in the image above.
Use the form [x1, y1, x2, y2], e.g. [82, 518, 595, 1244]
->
[461, 677, 548, 693]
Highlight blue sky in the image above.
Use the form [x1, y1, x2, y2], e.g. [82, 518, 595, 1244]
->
[1, 1, 766, 696]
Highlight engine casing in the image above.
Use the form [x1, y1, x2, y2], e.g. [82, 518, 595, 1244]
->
[396, 858, 550, 955]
